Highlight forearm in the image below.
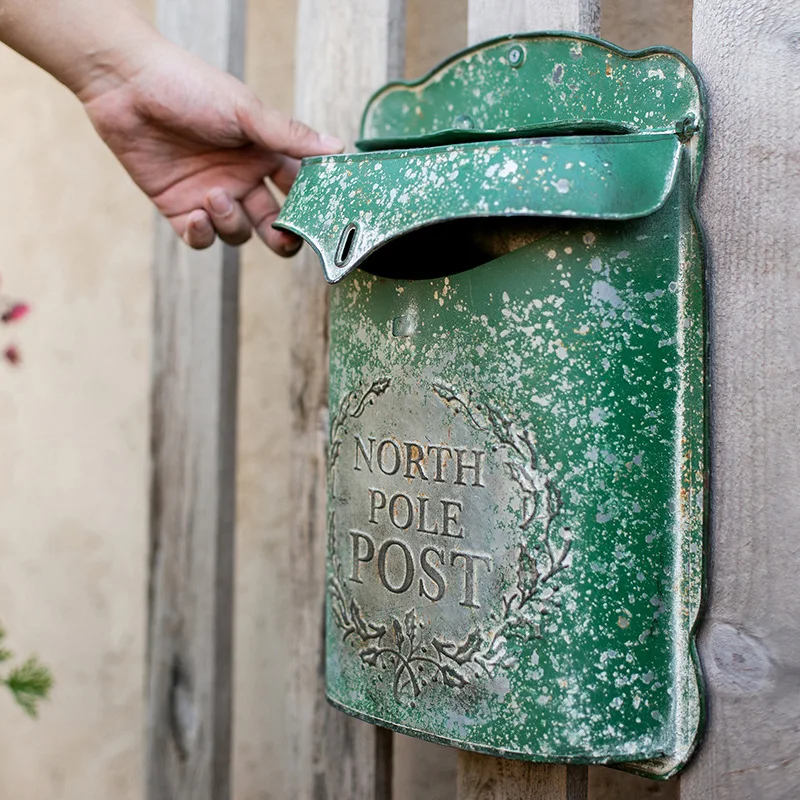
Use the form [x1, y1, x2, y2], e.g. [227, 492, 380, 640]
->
[0, 0, 159, 99]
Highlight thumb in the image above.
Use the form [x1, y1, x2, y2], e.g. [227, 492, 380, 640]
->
[241, 96, 344, 159]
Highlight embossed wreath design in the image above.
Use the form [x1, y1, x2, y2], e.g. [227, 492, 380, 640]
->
[327, 378, 572, 705]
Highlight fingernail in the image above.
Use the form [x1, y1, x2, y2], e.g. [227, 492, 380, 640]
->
[278, 231, 303, 256]
[190, 214, 212, 233]
[208, 190, 234, 216]
[320, 133, 345, 152]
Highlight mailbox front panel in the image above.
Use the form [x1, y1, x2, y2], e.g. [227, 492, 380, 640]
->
[276, 33, 707, 780]
[326, 182, 703, 777]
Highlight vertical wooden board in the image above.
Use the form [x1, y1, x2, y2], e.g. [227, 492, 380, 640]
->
[458, 752, 588, 800]
[393, 735, 458, 800]
[146, 2, 243, 800]
[682, 2, 800, 799]
[405, 0, 467, 78]
[288, 1, 405, 798]
[456, 4, 598, 799]
[231, 1, 298, 796]
[466, 0, 599, 43]
[589, 768, 677, 799]
[601, 0, 692, 54]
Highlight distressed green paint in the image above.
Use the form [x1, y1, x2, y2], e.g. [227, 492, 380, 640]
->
[276, 33, 706, 780]
[359, 33, 703, 152]
[278, 134, 683, 284]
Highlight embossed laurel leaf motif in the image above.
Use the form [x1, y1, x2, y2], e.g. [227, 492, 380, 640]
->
[327, 379, 573, 705]
[329, 377, 392, 475]
[432, 630, 482, 666]
[517, 543, 541, 598]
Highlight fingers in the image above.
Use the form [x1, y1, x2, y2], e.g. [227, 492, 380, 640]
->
[241, 98, 344, 160]
[183, 209, 216, 249]
[181, 192, 253, 249]
[242, 183, 303, 257]
[181, 182, 300, 255]
[178, 152, 305, 253]
[204, 188, 252, 245]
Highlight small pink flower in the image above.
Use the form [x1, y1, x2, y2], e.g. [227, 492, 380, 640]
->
[2, 303, 30, 324]
[3, 345, 20, 365]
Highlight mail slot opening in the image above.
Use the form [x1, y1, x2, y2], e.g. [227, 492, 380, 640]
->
[360, 216, 592, 281]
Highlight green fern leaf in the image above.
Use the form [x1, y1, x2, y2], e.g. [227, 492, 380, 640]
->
[4, 656, 54, 718]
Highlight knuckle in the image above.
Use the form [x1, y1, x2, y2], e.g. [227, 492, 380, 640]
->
[287, 116, 313, 143]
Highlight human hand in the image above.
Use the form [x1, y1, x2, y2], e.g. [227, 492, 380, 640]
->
[78, 37, 342, 254]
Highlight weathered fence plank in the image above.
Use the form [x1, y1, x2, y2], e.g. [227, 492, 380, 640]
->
[601, 0, 691, 54]
[458, 755, 589, 800]
[682, 2, 800, 798]
[288, 1, 405, 798]
[467, 0, 600, 44]
[146, 2, 244, 799]
[456, 2, 598, 798]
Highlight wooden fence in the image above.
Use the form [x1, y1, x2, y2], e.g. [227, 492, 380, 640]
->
[146, 0, 800, 798]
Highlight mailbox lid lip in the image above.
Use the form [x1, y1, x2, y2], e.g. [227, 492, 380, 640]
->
[359, 30, 706, 163]
[275, 131, 684, 284]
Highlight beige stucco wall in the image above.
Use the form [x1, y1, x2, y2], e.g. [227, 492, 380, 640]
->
[0, 4, 153, 798]
[0, 1, 690, 798]
[0, 0, 301, 796]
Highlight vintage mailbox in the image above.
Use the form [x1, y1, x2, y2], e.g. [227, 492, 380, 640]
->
[275, 33, 706, 779]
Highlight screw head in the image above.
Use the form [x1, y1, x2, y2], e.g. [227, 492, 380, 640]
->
[453, 114, 475, 130]
[508, 44, 525, 68]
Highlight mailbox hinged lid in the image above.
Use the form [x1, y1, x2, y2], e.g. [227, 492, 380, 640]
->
[276, 31, 705, 284]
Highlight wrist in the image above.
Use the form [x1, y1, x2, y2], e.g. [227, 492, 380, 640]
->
[0, 0, 163, 101]
[70, 14, 164, 102]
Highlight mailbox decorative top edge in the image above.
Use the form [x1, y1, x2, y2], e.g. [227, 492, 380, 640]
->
[277, 32, 707, 781]
[359, 31, 705, 156]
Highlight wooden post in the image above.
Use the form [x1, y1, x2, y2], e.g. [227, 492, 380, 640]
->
[287, 1, 405, 798]
[456, 3, 598, 799]
[466, 1, 600, 45]
[682, 2, 800, 798]
[146, 1, 243, 799]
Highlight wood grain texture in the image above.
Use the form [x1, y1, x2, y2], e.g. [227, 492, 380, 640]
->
[146, 4, 243, 799]
[467, 0, 599, 43]
[589, 768, 678, 799]
[458, 752, 588, 800]
[288, 2, 405, 798]
[682, 2, 800, 798]
[601, 0, 692, 55]
[457, 4, 598, 799]
[405, 0, 467, 79]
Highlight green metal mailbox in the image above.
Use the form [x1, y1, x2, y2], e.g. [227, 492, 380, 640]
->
[275, 32, 706, 779]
